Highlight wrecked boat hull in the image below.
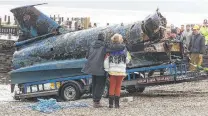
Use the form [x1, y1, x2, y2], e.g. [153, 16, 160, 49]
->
[10, 59, 87, 84]
[11, 52, 169, 84]
[11, 52, 170, 84]
[12, 24, 168, 69]
[10, 5, 169, 84]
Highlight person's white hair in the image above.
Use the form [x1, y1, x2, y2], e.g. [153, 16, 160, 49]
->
[166, 28, 171, 33]
[111, 33, 123, 43]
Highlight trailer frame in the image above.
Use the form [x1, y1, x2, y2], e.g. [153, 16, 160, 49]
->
[13, 62, 208, 101]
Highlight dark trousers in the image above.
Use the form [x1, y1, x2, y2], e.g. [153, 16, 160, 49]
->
[92, 75, 106, 102]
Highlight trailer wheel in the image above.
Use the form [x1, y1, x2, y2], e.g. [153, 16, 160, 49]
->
[126, 87, 145, 93]
[60, 82, 81, 101]
[14, 96, 20, 100]
[126, 72, 146, 94]
[126, 87, 137, 93]
[137, 87, 145, 93]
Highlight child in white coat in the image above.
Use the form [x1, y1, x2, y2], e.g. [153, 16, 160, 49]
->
[104, 33, 131, 108]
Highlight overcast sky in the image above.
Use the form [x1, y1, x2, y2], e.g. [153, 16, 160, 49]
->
[0, 0, 208, 14]
[0, 0, 208, 26]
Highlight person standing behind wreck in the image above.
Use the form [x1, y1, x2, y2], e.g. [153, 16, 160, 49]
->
[182, 24, 193, 48]
[188, 25, 205, 71]
[200, 19, 208, 45]
[176, 27, 182, 41]
[179, 25, 185, 40]
[169, 28, 178, 40]
[104, 34, 131, 108]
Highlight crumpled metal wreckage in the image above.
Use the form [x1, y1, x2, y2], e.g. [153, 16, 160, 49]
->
[9, 4, 183, 84]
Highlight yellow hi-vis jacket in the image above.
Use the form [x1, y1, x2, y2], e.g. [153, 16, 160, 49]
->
[200, 26, 208, 45]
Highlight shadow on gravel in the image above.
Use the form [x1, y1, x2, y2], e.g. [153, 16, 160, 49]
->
[121, 90, 208, 98]
[15, 90, 208, 102]
[12, 90, 208, 102]
[19, 94, 93, 102]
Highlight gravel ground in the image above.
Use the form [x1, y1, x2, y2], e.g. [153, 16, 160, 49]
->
[0, 80, 208, 116]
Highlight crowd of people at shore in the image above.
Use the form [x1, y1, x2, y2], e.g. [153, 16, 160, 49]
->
[165, 19, 208, 70]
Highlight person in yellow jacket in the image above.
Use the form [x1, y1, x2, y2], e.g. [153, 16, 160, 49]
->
[200, 19, 208, 45]
[189, 25, 206, 71]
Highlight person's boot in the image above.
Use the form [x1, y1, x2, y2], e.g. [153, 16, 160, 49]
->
[115, 96, 120, 108]
[93, 101, 102, 108]
[109, 96, 114, 108]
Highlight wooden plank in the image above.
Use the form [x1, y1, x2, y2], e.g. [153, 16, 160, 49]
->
[14, 18, 17, 25]
[0, 18, 1, 26]
[4, 15, 7, 22]
[8, 16, 10, 24]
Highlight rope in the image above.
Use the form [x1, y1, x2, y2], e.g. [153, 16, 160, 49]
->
[29, 98, 89, 113]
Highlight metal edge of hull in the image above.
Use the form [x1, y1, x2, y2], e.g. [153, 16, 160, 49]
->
[10, 68, 84, 84]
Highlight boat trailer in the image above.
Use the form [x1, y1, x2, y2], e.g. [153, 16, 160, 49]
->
[13, 63, 208, 101]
